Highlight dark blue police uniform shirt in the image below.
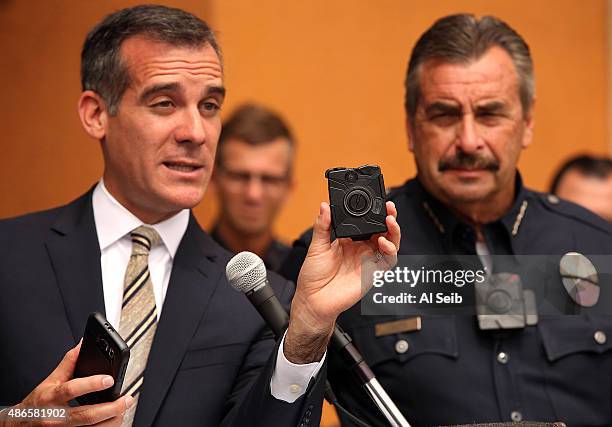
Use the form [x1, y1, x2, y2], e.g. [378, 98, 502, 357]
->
[280, 174, 612, 427]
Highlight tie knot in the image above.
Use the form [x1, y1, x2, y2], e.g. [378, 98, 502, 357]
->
[130, 226, 161, 255]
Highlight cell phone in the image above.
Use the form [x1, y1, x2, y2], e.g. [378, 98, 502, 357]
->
[74, 312, 130, 405]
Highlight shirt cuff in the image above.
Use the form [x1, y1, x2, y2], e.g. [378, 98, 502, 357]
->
[270, 331, 326, 403]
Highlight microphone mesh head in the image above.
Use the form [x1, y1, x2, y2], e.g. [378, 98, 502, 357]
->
[226, 251, 268, 293]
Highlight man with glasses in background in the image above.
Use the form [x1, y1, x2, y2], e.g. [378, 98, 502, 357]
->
[212, 104, 294, 272]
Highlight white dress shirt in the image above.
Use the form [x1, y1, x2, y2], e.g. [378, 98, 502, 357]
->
[91, 180, 322, 402]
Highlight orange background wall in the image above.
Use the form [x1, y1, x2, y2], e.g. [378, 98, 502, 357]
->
[0, 1, 609, 426]
[0, 0, 609, 240]
[212, 0, 610, 243]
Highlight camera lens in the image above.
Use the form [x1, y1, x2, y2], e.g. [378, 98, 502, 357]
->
[344, 188, 372, 217]
[487, 290, 513, 313]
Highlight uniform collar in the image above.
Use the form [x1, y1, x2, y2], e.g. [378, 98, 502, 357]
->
[499, 173, 530, 238]
[413, 172, 530, 252]
[92, 179, 189, 259]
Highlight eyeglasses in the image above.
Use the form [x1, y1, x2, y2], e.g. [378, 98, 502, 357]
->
[216, 166, 290, 189]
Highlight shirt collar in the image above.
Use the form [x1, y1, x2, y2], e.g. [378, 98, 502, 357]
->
[92, 179, 189, 258]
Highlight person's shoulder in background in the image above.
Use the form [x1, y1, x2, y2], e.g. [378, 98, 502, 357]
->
[523, 188, 612, 252]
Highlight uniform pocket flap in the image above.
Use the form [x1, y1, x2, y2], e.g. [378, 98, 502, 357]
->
[539, 315, 612, 362]
[349, 316, 458, 366]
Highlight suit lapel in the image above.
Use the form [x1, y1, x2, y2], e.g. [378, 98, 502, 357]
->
[45, 190, 105, 342]
[135, 215, 224, 427]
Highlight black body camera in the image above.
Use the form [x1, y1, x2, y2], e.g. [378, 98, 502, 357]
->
[475, 273, 538, 330]
[325, 165, 387, 241]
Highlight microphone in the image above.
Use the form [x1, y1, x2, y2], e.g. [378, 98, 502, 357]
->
[226, 251, 289, 337]
[226, 251, 411, 427]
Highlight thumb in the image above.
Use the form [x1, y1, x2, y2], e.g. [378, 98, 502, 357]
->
[309, 202, 332, 251]
[48, 340, 81, 383]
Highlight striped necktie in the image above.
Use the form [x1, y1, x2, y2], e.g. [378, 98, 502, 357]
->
[119, 226, 161, 426]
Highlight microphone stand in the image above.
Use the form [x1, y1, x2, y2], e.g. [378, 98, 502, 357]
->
[247, 283, 410, 426]
[331, 326, 411, 427]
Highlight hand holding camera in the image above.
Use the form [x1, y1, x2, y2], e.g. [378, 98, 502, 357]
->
[284, 165, 400, 364]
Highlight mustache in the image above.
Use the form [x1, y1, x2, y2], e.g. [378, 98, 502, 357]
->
[438, 152, 500, 172]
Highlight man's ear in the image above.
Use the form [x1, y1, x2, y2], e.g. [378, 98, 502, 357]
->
[406, 117, 415, 152]
[521, 99, 536, 149]
[78, 90, 108, 140]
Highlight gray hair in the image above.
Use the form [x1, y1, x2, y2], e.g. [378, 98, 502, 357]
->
[405, 14, 534, 120]
[81, 4, 221, 115]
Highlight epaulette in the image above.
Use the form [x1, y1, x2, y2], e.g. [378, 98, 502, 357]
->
[532, 191, 611, 235]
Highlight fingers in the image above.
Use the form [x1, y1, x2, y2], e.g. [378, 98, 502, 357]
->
[54, 375, 115, 404]
[384, 213, 401, 251]
[309, 202, 332, 250]
[68, 395, 132, 426]
[384, 201, 400, 249]
[92, 418, 124, 427]
[94, 416, 126, 427]
[385, 201, 397, 219]
[47, 341, 82, 384]
[377, 235, 396, 254]
[367, 202, 399, 246]
[375, 205, 400, 262]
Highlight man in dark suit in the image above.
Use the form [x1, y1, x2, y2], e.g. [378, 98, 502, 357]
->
[0, 5, 401, 427]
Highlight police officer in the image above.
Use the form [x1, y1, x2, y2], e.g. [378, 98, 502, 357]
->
[281, 14, 612, 426]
